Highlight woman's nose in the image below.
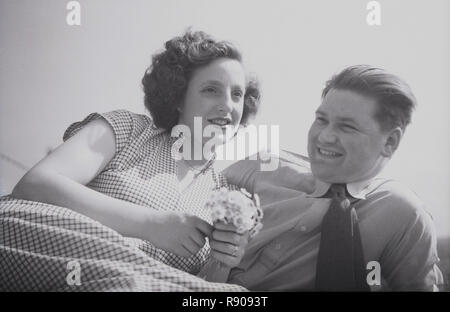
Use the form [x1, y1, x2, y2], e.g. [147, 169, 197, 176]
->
[218, 93, 233, 113]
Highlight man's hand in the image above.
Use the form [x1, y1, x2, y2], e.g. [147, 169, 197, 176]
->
[145, 211, 213, 258]
[209, 222, 250, 267]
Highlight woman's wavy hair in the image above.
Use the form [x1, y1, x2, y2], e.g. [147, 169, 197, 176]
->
[142, 30, 260, 130]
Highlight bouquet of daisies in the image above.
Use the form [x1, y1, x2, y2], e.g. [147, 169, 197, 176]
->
[198, 187, 263, 283]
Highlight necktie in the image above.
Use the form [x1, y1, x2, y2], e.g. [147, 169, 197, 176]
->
[315, 183, 370, 291]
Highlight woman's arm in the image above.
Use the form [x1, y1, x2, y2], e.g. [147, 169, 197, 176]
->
[12, 118, 212, 256]
[12, 118, 151, 237]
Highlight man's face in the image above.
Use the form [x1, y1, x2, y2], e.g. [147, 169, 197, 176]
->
[307, 89, 390, 184]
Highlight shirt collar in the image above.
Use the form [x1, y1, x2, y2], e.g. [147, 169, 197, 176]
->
[308, 177, 380, 200]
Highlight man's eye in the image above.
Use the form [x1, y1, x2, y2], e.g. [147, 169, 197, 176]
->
[315, 117, 327, 124]
[342, 124, 357, 132]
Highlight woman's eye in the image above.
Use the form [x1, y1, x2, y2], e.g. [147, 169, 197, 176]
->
[232, 90, 243, 98]
[203, 86, 217, 94]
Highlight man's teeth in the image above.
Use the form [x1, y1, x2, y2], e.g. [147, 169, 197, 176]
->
[319, 148, 341, 157]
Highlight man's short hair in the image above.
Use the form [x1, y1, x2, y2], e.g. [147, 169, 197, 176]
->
[322, 65, 417, 132]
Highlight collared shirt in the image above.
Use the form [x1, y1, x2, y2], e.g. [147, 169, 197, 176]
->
[222, 151, 444, 291]
[309, 177, 381, 200]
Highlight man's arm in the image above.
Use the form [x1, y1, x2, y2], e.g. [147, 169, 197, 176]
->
[222, 150, 314, 200]
[379, 189, 443, 291]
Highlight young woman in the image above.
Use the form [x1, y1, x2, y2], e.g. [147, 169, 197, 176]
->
[1, 30, 260, 290]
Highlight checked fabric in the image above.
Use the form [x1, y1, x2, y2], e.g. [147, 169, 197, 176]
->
[0, 110, 246, 291]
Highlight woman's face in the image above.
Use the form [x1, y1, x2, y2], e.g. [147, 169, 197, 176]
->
[178, 57, 246, 148]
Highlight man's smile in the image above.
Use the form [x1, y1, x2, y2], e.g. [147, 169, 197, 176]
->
[316, 147, 344, 159]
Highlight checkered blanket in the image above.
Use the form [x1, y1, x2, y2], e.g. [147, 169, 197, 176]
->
[0, 196, 247, 292]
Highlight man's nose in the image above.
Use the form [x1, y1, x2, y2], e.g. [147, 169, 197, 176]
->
[317, 126, 338, 144]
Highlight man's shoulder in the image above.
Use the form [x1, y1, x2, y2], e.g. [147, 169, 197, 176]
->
[371, 178, 422, 201]
[366, 178, 433, 225]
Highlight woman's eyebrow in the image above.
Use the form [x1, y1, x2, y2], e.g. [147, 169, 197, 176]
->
[201, 80, 223, 87]
[232, 84, 245, 91]
[201, 80, 245, 91]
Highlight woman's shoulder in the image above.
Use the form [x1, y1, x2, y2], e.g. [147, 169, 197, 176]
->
[63, 109, 163, 156]
[103, 109, 154, 130]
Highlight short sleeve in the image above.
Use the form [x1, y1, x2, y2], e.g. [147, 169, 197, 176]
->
[379, 189, 444, 291]
[63, 109, 153, 155]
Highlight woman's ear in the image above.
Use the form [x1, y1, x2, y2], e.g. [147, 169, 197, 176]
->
[382, 127, 403, 157]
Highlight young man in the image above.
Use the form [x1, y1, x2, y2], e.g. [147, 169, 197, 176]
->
[223, 65, 443, 291]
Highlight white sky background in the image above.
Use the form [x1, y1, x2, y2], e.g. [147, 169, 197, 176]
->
[0, 0, 449, 237]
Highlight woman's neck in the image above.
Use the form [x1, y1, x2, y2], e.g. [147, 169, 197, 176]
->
[183, 137, 217, 166]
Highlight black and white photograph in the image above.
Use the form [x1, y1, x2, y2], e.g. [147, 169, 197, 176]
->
[0, 0, 449, 296]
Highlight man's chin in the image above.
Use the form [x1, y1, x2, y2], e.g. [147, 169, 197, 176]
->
[310, 164, 343, 184]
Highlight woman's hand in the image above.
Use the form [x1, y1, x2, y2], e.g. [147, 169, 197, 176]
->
[144, 211, 213, 258]
[209, 222, 250, 268]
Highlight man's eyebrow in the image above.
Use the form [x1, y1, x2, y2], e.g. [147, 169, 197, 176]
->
[336, 116, 360, 126]
[315, 110, 326, 116]
[315, 110, 361, 126]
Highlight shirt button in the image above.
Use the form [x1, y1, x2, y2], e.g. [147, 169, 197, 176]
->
[300, 225, 307, 232]
[274, 243, 282, 250]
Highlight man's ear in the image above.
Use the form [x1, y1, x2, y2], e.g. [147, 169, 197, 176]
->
[382, 127, 403, 157]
